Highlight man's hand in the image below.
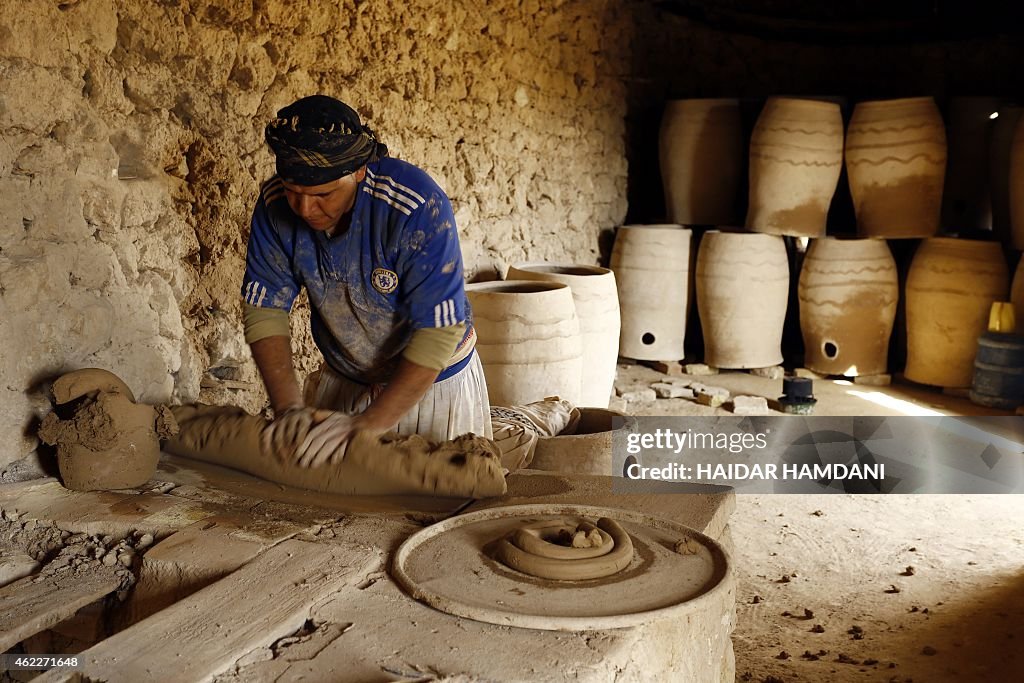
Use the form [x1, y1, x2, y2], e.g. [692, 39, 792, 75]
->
[263, 407, 356, 468]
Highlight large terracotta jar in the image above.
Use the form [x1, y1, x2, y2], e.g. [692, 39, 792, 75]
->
[905, 238, 1009, 387]
[659, 98, 744, 226]
[846, 97, 947, 238]
[798, 238, 898, 376]
[697, 231, 790, 368]
[746, 97, 844, 238]
[610, 224, 692, 361]
[466, 281, 583, 407]
[505, 263, 620, 409]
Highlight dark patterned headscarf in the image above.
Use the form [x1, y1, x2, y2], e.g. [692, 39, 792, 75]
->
[264, 95, 388, 185]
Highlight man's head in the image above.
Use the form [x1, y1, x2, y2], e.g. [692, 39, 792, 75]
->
[280, 170, 366, 232]
[265, 95, 386, 230]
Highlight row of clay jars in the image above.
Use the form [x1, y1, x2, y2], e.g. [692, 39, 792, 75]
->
[751, 96, 947, 238]
[703, 234, 1010, 385]
[613, 227, 1012, 384]
[660, 96, 948, 239]
[797, 235, 1010, 388]
[612, 227, 791, 369]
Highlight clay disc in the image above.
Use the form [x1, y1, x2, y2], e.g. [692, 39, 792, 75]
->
[391, 504, 731, 631]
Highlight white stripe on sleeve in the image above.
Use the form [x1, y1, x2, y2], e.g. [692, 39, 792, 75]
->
[361, 187, 413, 216]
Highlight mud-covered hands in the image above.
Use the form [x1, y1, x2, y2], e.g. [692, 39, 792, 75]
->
[263, 407, 355, 468]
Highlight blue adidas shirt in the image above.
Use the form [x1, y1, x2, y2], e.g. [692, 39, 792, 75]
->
[242, 157, 473, 385]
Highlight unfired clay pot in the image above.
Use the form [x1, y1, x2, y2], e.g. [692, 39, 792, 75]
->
[846, 97, 947, 238]
[38, 368, 177, 491]
[506, 263, 620, 408]
[465, 281, 582, 407]
[610, 224, 692, 361]
[659, 98, 743, 226]
[798, 238, 898, 377]
[746, 97, 844, 237]
[905, 238, 1009, 388]
[530, 408, 633, 476]
[697, 231, 789, 368]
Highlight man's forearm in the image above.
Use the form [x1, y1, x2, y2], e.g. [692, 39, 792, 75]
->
[249, 335, 303, 413]
[358, 358, 439, 431]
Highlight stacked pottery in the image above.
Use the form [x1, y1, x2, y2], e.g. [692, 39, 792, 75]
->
[846, 97, 947, 238]
[1009, 114, 1024, 249]
[942, 97, 1000, 231]
[990, 106, 1024, 247]
[746, 97, 844, 237]
[798, 238, 898, 377]
[696, 231, 789, 368]
[904, 238, 1009, 388]
[659, 98, 744, 226]
[465, 281, 582, 407]
[610, 225, 692, 361]
[506, 263, 620, 408]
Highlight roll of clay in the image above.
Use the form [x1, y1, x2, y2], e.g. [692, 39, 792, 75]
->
[746, 97, 844, 237]
[610, 224, 692, 361]
[991, 106, 1024, 248]
[464, 281, 583, 407]
[905, 238, 1009, 388]
[696, 231, 789, 368]
[659, 98, 744, 226]
[846, 97, 947, 238]
[165, 405, 507, 498]
[38, 368, 178, 491]
[505, 263, 619, 408]
[798, 238, 898, 377]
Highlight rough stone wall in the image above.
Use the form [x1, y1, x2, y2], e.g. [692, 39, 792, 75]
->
[0, 0, 633, 469]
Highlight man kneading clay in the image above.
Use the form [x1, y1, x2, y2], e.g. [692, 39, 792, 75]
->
[242, 95, 490, 466]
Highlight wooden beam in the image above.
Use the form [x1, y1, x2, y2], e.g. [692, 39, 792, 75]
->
[0, 565, 122, 652]
[35, 540, 381, 683]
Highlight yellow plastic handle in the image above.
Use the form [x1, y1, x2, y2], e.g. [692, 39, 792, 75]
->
[988, 301, 1016, 333]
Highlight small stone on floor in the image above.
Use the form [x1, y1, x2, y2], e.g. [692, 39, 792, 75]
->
[684, 363, 719, 376]
[732, 395, 771, 415]
[750, 366, 784, 380]
[650, 382, 695, 399]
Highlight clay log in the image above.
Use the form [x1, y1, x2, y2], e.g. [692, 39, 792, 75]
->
[165, 405, 507, 498]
